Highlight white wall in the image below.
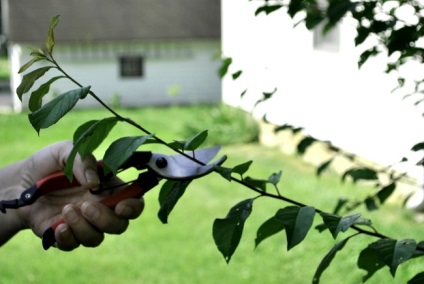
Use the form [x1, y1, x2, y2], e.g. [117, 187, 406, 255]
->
[10, 40, 221, 110]
[222, 0, 423, 183]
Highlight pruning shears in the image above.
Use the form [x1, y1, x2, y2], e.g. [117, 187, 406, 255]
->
[0, 146, 226, 250]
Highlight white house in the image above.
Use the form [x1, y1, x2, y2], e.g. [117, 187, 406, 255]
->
[221, 0, 423, 185]
[2, 0, 221, 111]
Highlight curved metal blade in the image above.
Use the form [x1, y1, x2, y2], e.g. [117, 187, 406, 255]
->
[147, 146, 226, 180]
[175, 145, 221, 164]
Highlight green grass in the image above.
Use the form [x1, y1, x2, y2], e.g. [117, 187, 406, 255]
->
[0, 106, 422, 283]
[0, 56, 10, 81]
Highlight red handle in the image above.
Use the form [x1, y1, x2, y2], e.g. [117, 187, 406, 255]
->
[36, 161, 104, 195]
[42, 183, 146, 250]
[36, 172, 81, 195]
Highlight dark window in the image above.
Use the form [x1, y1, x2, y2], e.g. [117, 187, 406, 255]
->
[120, 56, 143, 77]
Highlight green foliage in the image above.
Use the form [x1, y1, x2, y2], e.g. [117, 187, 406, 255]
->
[28, 86, 91, 133]
[14, 14, 424, 284]
[46, 15, 60, 55]
[218, 57, 232, 78]
[29, 76, 65, 111]
[182, 104, 259, 146]
[313, 235, 355, 284]
[213, 199, 253, 263]
[359, 239, 418, 277]
[17, 66, 53, 99]
[276, 206, 315, 250]
[103, 135, 154, 175]
[320, 212, 361, 239]
[253, 0, 424, 108]
[255, 215, 285, 248]
[158, 180, 191, 224]
[168, 130, 208, 151]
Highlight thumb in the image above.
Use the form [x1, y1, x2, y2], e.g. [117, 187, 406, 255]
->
[72, 152, 100, 189]
[29, 141, 100, 189]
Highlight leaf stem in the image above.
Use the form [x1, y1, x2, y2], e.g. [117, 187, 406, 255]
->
[48, 56, 404, 246]
[230, 175, 391, 240]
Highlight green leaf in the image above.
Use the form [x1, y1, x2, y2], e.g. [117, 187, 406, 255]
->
[16, 66, 53, 100]
[357, 246, 385, 282]
[240, 89, 247, 98]
[411, 142, 424, 151]
[255, 215, 285, 248]
[313, 236, 354, 284]
[288, 0, 304, 17]
[46, 15, 60, 55]
[355, 26, 370, 46]
[304, 10, 325, 29]
[387, 26, 419, 55]
[29, 76, 65, 111]
[64, 117, 119, 179]
[232, 70, 242, 80]
[332, 198, 348, 215]
[408, 272, 424, 284]
[320, 212, 361, 239]
[28, 86, 91, 133]
[275, 206, 315, 250]
[342, 167, 378, 183]
[215, 166, 233, 181]
[254, 88, 277, 107]
[103, 135, 154, 175]
[367, 239, 417, 277]
[232, 160, 253, 177]
[317, 158, 333, 176]
[219, 57, 232, 78]
[377, 183, 396, 205]
[30, 48, 47, 59]
[255, 4, 282, 16]
[358, 46, 379, 68]
[327, 0, 357, 25]
[18, 57, 44, 74]
[168, 140, 186, 151]
[365, 197, 378, 211]
[213, 199, 253, 263]
[244, 176, 267, 191]
[76, 117, 119, 159]
[158, 180, 191, 224]
[184, 130, 208, 151]
[274, 124, 295, 133]
[268, 170, 282, 186]
[354, 217, 372, 227]
[297, 136, 316, 155]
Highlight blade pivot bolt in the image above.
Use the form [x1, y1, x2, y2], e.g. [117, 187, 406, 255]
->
[156, 157, 168, 169]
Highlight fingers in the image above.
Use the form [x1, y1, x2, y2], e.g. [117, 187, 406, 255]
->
[72, 152, 100, 189]
[56, 204, 104, 250]
[50, 140, 100, 189]
[81, 201, 129, 234]
[115, 198, 145, 220]
[54, 198, 143, 251]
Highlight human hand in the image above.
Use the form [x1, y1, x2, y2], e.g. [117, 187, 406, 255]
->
[2, 141, 144, 251]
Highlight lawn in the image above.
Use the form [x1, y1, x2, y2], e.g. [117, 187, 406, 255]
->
[0, 105, 422, 283]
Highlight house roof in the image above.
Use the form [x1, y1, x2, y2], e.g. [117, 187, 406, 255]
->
[4, 0, 221, 43]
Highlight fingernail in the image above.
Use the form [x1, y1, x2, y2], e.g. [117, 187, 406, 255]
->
[85, 169, 100, 186]
[64, 206, 79, 224]
[58, 224, 70, 238]
[82, 202, 100, 220]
